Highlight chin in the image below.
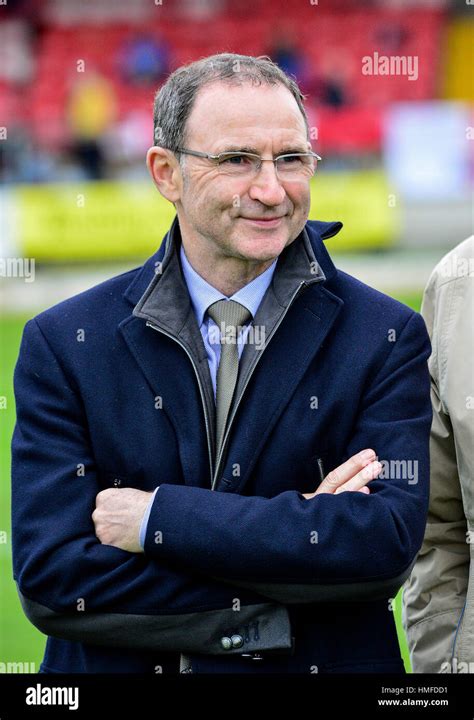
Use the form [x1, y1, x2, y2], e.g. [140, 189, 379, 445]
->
[231, 231, 290, 261]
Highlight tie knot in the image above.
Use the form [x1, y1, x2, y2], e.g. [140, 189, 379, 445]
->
[207, 299, 252, 340]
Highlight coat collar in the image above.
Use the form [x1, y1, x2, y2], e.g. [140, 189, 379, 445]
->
[123, 214, 343, 310]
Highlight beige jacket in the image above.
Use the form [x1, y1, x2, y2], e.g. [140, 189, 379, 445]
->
[402, 236, 474, 673]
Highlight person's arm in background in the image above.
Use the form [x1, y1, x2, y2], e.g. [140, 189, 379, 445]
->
[140, 311, 432, 600]
[11, 318, 292, 656]
[402, 241, 473, 673]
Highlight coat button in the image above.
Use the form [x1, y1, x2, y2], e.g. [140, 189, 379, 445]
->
[220, 636, 232, 650]
[231, 634, 244, 649]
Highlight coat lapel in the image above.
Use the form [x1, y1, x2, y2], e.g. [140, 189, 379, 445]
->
[119, 313, 214, 488]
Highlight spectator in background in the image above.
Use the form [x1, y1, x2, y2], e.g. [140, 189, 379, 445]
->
[267, 29, 349, 111]
[322, 74, 347, 109]
[119, 32, 170, 87]
[267, 27, 305, 81]
[307, 52, 350, 110]
[67, 71, 116, 180]
[403, 237, 474, 673]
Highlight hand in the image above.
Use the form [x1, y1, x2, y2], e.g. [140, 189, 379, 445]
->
[303, 449, 382, 499]
[92, 488, 153, 553]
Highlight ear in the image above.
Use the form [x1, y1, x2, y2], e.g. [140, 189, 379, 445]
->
[146, 147, 182, 203]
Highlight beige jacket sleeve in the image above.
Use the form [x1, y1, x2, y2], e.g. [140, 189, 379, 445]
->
[402, 236, 474, 673]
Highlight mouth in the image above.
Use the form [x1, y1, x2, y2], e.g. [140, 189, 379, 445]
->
[241, 216, 284, 228]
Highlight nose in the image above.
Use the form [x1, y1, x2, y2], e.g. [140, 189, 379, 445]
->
[248, 160, 287, 206]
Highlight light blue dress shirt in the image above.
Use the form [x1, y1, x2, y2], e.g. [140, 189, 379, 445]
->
[139, 243, 278, 548]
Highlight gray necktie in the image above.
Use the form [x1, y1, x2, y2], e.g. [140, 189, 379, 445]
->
[207, 299, 252, 460]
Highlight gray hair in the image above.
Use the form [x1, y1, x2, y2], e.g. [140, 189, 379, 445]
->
[152, 53, 309, 155]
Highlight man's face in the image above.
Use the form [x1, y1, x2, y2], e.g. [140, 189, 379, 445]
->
[175, 81, 313, 264]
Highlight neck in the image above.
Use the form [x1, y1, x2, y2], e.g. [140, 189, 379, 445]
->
[183, 245, 274, 296]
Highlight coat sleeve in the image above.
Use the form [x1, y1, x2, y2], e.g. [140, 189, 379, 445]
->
[144, 311, 432, 603]
[402, 268, 471, 673]
[11, 319, 292, 656]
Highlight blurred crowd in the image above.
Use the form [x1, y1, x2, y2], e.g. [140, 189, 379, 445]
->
[0, 0, 466, 184]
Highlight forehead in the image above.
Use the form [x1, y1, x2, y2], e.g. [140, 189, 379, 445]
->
[185, 81, 307, 150]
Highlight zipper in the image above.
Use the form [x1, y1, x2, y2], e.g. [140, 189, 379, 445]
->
[316, 458, 325, 483]
[145, 321, 214, 486]
[211, 276, 323, 489]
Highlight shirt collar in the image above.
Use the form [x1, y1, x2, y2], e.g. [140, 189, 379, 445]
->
[180, 243, 277, 326]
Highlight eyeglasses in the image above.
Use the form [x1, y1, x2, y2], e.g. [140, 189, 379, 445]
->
[173, 148, 322, 182]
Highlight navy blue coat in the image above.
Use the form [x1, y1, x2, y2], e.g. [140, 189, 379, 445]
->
[11, 218, 432, 674]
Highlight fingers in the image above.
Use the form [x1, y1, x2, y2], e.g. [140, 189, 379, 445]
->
[334, 460, 382, 495]
[315, 448, 376, 496]
[304, 480, 372, 500]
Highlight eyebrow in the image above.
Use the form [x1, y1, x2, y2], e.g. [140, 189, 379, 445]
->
[217, 146, 309, 156]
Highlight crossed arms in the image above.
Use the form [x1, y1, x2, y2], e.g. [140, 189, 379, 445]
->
[11, 313, 431, 655]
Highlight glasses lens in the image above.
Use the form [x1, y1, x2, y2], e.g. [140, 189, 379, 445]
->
[276, 154, 316, 181]
[217, 153, 260, 176]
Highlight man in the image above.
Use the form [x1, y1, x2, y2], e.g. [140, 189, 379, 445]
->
[402, 236, 474, 673]
[12, 53, 432, 674]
